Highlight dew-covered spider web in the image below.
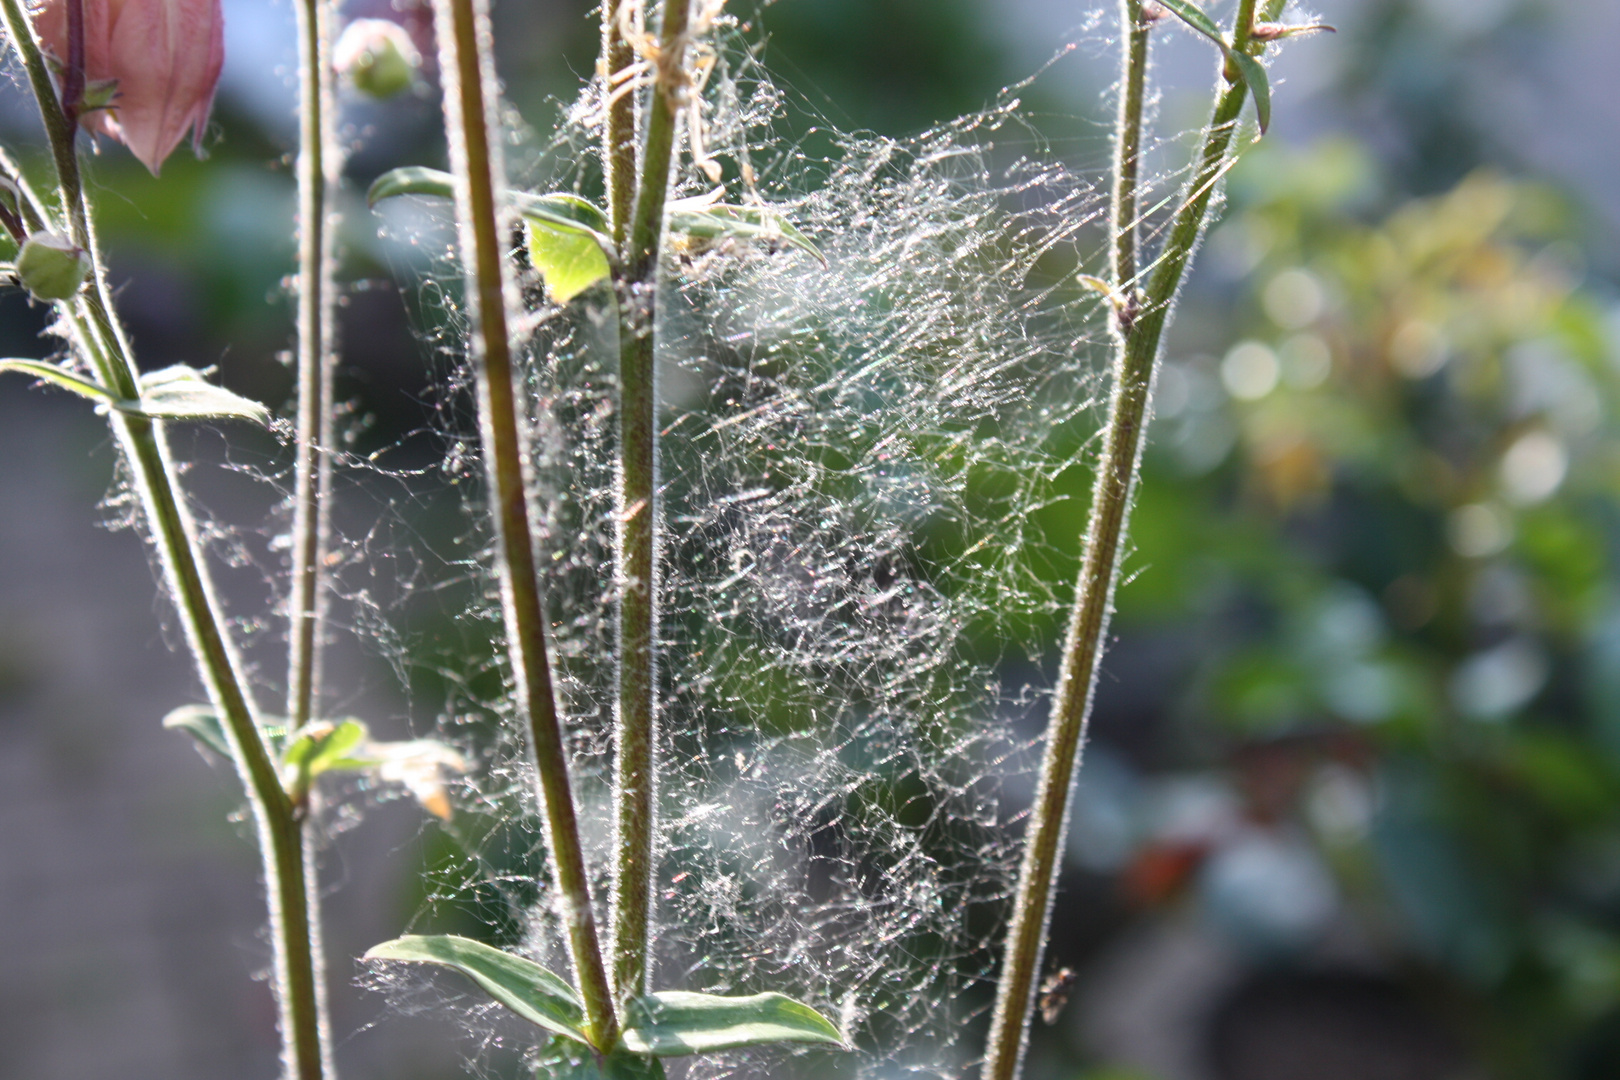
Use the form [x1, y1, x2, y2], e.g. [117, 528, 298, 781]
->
[338, 12, 1210, 1079]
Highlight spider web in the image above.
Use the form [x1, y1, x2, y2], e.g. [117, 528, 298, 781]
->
[349, 16, 1141, 1080]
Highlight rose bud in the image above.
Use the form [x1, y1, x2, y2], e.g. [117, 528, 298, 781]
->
[334, 18, 420, 101]
[15, 231, 91, 301]
[32, 0, 226, 176]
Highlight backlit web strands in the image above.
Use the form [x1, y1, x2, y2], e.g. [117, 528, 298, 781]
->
[361, 39, 1122, 1080]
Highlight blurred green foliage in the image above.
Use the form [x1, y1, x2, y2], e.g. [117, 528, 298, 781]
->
[1080, 132, 1620, 1077]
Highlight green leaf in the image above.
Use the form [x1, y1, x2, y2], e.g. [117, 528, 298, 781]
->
[1, 361, 269, 424]
[511, 191, 611, 238]
[363, 935, 592, 1046]
[282, 714, 370, 774]
[164, 705, 291, 761]
[368, 167, 613, 247]
[280, 719, 370, 771]
[133, 365, 271, 424]
[281, 719, 378, 806]
[1153, 0, 1225, 45]
[525, 218, 613, 304]
[668, 204, 826, 266]
[368, 168, 615, 303]
[367, 166, 455, 207]
[1151, 0, 1272, 134]
[0, 358, 121, 405]
[162, 704, 233, 759]
[1228, 50, 1272, 134]
[618, 990, 847, 1057]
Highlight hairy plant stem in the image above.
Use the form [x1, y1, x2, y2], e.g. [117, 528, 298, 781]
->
[61, 0, 83, 128]
[600, 0, 637, 246]
[982, 3, 1271, 1078]
[287, 0, 339, 735]
[0, 4, 329, 1077]
[608, 0, 693, 1006]
[426, 0, 619, 1047]
[1112, 0, 1150, 325]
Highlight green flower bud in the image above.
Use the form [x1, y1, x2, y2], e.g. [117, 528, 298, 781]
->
[16, 231, 91, 302]
[335, 19, 421, 101]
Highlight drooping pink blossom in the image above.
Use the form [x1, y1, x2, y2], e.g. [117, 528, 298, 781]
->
[32, 0, 225, 175]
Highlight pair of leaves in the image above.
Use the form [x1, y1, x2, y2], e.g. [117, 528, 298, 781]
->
[163, 705, 465, 818]
[367, 167, 824, 305]
[369, 166, 615, 303]
[280, 719, 374, 808]
[364, 935, 846, 1060]
[0, 359, 269, 424]
[1154, 0, 1272, 133]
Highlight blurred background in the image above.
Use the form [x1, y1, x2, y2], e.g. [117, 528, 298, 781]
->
[3, 1, 1620, 1078]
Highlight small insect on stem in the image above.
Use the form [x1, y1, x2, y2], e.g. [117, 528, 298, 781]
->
[1038, 967, 1078, 1026]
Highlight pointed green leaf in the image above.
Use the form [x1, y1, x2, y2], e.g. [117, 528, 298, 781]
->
[512, 193, 616, 303]
[668, 204, 826, 266]
[1228, 50, 1272, 134]
[0, 358, 121, 406]
[367, 166, 456, 207]
[1154, 0, 1225, 46]
[364, 935, 591, 1046]
[525, 219, 613, 304]
[130, 365, 270, 424]
[162, 704, 233, 759]
[618, 991, 846, 1057]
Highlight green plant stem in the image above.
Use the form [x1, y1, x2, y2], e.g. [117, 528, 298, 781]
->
[0, 4, 330, 1076]
[287, 0, 339, 735]
[609, 0, 692, 1007]
[426, 0, 619, 1049]
[981, 3, 1270, 1079]
[601, 0, 637, 246]
[283, 1, 341, 1070]
[1112, 0, 1150, 326]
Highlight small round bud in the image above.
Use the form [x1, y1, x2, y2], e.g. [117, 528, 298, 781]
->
[335, 19, 421, 101]
[16, 231, 91, 301]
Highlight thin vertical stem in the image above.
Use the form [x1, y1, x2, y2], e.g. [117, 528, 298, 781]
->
[426, 0, 619, 1048]
[981, 3, 1269, 1079]
[1112, 0, 1150, 326]
[287, 0, 339, 734]
[0, 7, 328, 1077]
[609, 0, 692, 1006]
[61, 0, 84, 128]
[601, 0, 637, 246]
[284, 1, 340, 1074]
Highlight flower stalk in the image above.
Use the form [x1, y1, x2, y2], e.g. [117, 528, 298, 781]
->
[0, 2, 329, 1076]
[981, 2, 1278, 1078]
[608, 0, 694, 1007]
[601, 0, 637, 247]
[425, 0, 619, 1048]
[286, 0, 339, 735]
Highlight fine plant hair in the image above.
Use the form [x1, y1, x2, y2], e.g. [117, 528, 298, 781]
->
[0, 1, 1321, 1079]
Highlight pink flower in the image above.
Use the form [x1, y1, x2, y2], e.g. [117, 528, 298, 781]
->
[32, 0, 225, 175]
